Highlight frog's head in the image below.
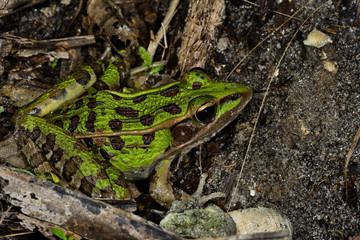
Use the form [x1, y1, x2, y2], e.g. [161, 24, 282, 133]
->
[159, 69, 252, 159]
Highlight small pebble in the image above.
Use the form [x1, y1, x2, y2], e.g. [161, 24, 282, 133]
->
[323, 60, 338, 74]
[217, 37, 229, 52]
[303, 28, 332, 48]
[250, 189, 256, 197]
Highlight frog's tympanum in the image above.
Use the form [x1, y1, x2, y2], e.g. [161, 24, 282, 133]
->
[13, 60, 252, 205]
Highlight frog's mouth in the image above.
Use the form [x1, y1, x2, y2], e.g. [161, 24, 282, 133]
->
[157, 88, 253, 162]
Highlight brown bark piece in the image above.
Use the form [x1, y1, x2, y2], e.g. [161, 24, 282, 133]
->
[175, 0, 225, 74]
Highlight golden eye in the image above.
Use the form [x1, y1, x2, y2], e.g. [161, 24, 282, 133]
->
[195, 101, 217, 123]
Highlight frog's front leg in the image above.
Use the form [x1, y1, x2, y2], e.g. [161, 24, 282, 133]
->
[15, 60, 129, 117]
[149, 159, 176, 208]
[19, 114, 130, 199]
[150, 160, 227, 208]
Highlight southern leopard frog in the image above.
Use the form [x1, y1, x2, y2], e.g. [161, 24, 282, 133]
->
[13, 60, 252, 204]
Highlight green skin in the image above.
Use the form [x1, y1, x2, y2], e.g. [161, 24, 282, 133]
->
[15, 60, 252, 200]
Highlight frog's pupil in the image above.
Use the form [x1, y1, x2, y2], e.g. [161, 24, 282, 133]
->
[195, 102, 217, 123]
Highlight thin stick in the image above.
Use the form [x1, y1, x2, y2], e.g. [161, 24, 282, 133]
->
[242, 0, 302, 20]
[130, 61, 167, 75]
[147, 0, 180, 58]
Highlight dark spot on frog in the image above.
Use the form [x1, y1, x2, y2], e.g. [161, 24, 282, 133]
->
[89, 62, 105, 80]
[69, 115, 80, 133]
[108, 119, 123, 131]
[78, 181, 106, 214]
[162, 103, 182, 115]
[50, 149, 64, 166]
[103, 61, 110, 69]
[73, 141, 85, 151]
[73, 69, 91, 86]
[111, 93, 123, 101]
[172, 125, 195, 143]
[140, 114, 155, 126]
[142, 132, 155, 145]
[93, 80, 110, 90]
[133, 95, 147, 103]
[83, 138, 94, 147]
[62, 156, 79, 182]
[160, 86, 180, 97]
[60, 108, 69, 115]
[42, 133, 56, 153]
[75, 99, 83, 109]
[27, 126, 41, 139]
[52, 88, 68, 100]
[115, 106, 139, 118]
[220, 93, 240, 105]
[87, 98, 103, 109]
[79, 178, 94, 196]
[53, 120, 63, 128]
[165, 145, 171, 152]
[86, 111, 96, 132]
[100, 148, 110, 160]
[192, 81, 203, 90]
[109, 136, 125, 150]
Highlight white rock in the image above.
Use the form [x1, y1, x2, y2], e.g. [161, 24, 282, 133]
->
[229, 207, 292, 239]
[303, 28, 332, 48]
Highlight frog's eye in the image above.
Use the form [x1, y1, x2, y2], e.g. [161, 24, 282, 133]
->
[195, 101, 217, 123]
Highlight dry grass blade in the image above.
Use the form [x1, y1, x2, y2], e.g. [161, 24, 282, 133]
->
[147, 0, 180, 58]
[0, 232, 35, 238]
[344, 124, 360, 200]
[226, 0, 313, 80]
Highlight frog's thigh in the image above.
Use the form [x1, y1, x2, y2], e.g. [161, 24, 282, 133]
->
[19, 114, 129, 199]
[149, 159, 175, 208]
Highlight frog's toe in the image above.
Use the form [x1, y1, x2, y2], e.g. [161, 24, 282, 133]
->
[193, 173, 226, 205]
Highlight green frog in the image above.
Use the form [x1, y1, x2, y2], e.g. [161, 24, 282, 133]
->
[13, 59, 252, 206]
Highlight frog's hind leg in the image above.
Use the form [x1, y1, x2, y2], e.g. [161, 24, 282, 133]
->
[15, 60, 129, 118]
[18, 114, 129, 199]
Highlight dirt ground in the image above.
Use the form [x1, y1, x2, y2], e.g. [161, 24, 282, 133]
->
[0, 0, 359, 239]
[204, 0, 360, 239]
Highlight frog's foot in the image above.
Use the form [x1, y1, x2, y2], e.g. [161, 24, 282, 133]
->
[150, 159, 225, 209]
[175, 173, 226, 209]
[191, 173, 226, 206]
